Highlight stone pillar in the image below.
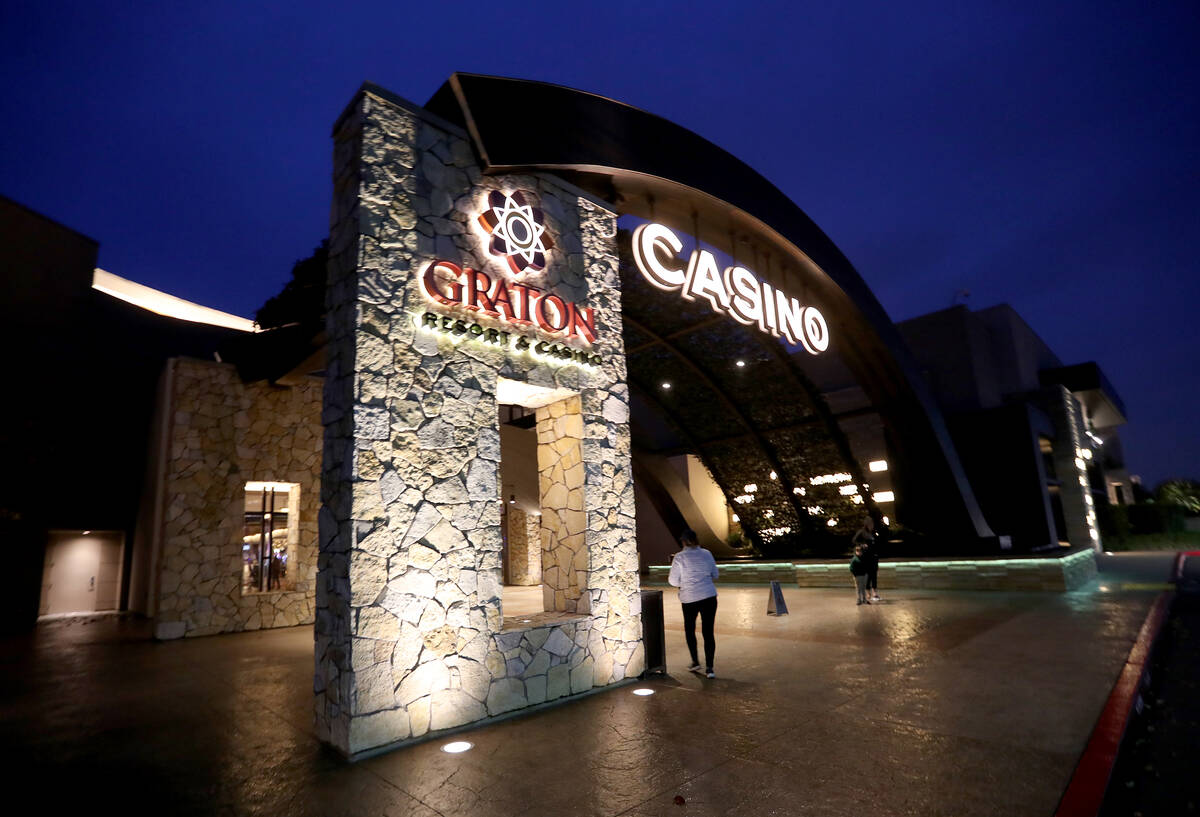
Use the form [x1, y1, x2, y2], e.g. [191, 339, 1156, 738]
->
[537, 395, 586, 612]
[315, 85, 642, 757]
[506, 507, 541, 586]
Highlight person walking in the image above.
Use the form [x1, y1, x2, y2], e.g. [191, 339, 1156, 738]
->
[850, 544, 870, 605]
[853, 516, 881, 602]
[667, 528, 719, 678]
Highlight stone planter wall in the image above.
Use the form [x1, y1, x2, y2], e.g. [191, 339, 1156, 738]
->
[645, 548, 1098, 592]
[153, 357, 321, 639]
[315, 87, 642, 757]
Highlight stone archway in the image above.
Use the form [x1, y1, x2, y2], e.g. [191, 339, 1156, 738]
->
[314, 88, 643, 757]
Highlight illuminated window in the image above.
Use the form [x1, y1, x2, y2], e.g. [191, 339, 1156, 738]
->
[243, 481, 299, 595]
[868, 460, 888, 472]
[872, 491, 895, 503]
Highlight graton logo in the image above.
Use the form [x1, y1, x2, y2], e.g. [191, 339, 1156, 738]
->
[417, 191, 600, 362]
[631, 223, 829, 355]
[477, 190, 554, 275]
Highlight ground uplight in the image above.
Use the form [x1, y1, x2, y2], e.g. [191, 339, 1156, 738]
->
[442, 741, 473, 753]
[632, 688, 655, 696]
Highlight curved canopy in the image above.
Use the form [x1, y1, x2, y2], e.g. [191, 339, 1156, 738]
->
[417, 74, 993, 544]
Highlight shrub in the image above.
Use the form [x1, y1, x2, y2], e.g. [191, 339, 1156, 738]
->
[1097, 504, 1131, 542]
[1127, 503, 1185, 535]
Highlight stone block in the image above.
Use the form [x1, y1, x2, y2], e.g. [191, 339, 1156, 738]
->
[570, 657, 594, 694]
[396, 660, 450, 707]
[154, 621, 186, 640]
[486, 678, 527, 716]
[429, 688, 487, 731]
[546, 664, 571, 700]
[525, 675, 548, 705]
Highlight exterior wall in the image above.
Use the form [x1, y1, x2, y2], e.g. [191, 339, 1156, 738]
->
[153, 357, 321, 639]
[316, 89, 641, 757]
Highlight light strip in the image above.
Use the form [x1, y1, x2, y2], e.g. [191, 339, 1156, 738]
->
[92, 269, 256, 332]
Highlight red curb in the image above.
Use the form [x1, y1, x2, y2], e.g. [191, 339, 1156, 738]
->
[1054, 591, 1173, 817]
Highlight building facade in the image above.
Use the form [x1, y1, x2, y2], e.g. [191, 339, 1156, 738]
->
[0, 75, 1132, 756]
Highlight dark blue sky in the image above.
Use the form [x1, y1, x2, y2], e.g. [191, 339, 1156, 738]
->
[3, 1, 1197, 487]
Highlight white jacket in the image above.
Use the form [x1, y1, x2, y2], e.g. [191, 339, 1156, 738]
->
[668, 546, 719, 603]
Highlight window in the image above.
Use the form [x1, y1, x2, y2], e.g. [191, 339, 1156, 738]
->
[242, 481, 298, 595]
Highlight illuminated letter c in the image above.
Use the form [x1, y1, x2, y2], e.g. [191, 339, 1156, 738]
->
[632, 223, 686, 291]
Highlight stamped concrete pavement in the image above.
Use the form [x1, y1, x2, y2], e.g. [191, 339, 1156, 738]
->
[0, 557, 1165, 816]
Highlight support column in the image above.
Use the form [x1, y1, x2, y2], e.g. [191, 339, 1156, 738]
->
[537, 395, 586, 613]
[1047, 385, 1100, 549]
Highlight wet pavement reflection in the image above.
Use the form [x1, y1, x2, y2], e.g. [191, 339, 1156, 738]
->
[0, 560, 1167, 816]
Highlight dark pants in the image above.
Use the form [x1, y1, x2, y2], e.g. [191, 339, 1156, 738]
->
[866, 570, 878, 593]
[681, 595, 718, 670]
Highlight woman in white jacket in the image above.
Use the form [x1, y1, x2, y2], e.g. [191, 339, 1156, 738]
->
[667, 528, 719, 678]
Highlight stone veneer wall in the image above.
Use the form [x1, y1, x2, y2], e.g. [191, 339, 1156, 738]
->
[506, 507, 541, 586]
[316, 87, 642, 757]
[537, 395, 587, 612]
[154, 357, 321, 639]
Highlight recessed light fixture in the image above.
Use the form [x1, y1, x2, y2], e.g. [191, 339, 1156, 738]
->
[632, 688, 655, 696]
[82, 530, 92, 535]
[442, 741, 473, 753]
[661, 382, 671, 389]
[735, 360, 745, 367]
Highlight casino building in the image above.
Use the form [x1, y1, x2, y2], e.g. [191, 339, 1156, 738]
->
[0, 75, 1130, 755]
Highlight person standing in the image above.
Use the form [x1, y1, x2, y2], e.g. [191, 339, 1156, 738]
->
[667, 528, 719, 678]
[850, 545, 870, 605]
[854, 516, 881, 602]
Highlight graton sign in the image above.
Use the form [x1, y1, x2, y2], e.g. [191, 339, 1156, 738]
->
[421, 261, 596, 343]
[631, 223, 830, 354]
[418, 190, 601, 366]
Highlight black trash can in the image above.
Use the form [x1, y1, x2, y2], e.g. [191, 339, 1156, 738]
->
[640, 589, 666, 675]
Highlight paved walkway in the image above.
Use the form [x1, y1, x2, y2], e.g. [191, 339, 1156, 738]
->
[0, 554, 1172, 816]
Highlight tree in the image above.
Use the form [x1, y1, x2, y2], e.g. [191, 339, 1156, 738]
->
[1155, 479, 1200, 513]
[254, 241, 328, 330]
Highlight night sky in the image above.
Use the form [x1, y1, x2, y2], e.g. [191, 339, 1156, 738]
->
[3, 2, 1197, 488]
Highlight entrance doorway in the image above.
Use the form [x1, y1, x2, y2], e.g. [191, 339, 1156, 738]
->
[40, 531, 123, 616]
